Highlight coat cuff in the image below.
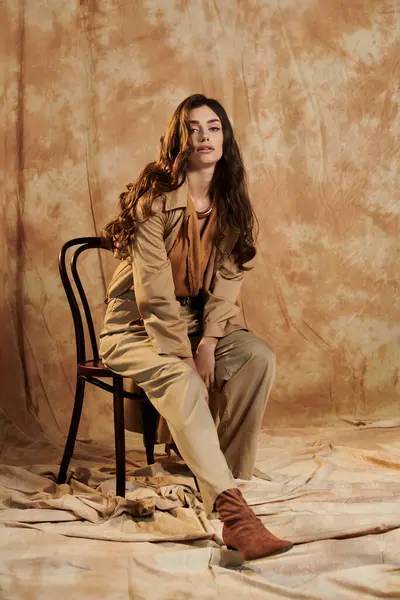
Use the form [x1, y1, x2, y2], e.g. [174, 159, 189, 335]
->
[154, 342, 193, 358]
[202, 323, 225, 338]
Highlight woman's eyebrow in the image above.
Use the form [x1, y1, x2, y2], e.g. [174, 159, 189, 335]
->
[188, 119, 221, 125]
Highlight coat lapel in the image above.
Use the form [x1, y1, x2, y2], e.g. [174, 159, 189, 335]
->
[163, 181, 239, 290]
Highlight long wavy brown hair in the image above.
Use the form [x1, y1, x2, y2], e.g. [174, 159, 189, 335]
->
[104, 93, 258, 270]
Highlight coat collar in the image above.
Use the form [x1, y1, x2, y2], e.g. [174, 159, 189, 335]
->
[164, 180, 189, 211]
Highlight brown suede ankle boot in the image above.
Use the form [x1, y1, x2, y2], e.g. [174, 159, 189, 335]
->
[215, 488, 293, 561]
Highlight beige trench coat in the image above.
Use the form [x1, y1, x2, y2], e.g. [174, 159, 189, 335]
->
[102, 180, 248, 441]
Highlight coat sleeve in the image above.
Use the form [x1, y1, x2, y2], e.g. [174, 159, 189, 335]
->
[130, 205, 192, 358]
[202, 253, 245, 338]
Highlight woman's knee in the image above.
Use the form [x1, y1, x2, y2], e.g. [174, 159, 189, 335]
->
[244, 335, 276, 373]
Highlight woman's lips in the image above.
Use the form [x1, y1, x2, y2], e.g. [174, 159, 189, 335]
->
[197, 147, 214, 153]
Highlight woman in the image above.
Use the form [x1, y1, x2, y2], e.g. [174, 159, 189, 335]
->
[100, 94, 293, 560]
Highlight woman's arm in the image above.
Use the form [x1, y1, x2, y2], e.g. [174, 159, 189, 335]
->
[202, 253, 245, 339]
[195, 254, 245, 390]
[131, 204, 192, 358]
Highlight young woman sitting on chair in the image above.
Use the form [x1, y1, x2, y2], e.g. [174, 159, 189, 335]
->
[99, 93, 293, 560]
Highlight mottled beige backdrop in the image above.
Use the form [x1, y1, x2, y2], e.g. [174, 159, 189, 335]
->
[1, 0, 399, 448]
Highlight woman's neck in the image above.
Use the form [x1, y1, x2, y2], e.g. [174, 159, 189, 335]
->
[186, 167, 214, 211]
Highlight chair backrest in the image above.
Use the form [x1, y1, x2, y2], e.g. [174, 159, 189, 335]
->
[59, 237, 110, 364]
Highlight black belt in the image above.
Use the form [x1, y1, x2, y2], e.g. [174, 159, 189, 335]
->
[176, 294, 204, 309]
[177, 296, 190, 306]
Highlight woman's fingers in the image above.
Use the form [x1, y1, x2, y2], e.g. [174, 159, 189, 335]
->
[202, 372, 210, 389]
[201, 376, 209, 402]
[208, 367, 216, 390]
[202, 372, 209, 389]
[198, 369, 210, 392]
[195, 360, 215, 393]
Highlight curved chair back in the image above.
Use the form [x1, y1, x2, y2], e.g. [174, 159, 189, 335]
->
[59, 237, 109, 364]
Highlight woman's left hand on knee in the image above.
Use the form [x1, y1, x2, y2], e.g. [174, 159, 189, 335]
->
[194, 340, 217, 391]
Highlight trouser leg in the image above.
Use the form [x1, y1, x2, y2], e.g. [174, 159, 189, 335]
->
[100, 332, 235, 514]
[212, 330, 276, 479]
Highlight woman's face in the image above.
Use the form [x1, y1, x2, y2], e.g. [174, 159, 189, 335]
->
[186, 105, 224, 170]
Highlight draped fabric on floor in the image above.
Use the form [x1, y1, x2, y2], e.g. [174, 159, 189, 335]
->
[1, 1, 399, 598]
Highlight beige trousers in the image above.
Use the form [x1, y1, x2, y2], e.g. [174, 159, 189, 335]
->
[99, 299, 276, 514]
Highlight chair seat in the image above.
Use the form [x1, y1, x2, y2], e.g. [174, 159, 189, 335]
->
[78, 359, 121, 378]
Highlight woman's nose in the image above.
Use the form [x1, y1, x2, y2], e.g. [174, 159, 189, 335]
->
[201, 132, 210, 141]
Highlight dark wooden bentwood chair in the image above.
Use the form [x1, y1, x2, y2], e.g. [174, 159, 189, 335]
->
[56, 237, 160, 497]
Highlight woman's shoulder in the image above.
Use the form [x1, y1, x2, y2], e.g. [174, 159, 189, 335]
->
[135, 192, 167, 220]
[136, 185, 188, 218]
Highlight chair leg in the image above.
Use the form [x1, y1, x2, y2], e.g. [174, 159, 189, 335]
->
[113, 377, 126, 498]
[57, 376, 86, 485]
[140, 399, 159, 465]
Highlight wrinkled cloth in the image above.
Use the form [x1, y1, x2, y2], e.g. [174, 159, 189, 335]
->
[1, 426, 400, 599]
[0, 462, 213, 543]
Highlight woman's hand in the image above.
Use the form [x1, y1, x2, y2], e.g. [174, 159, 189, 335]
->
[194, 337, 218, 391]
[181, 356, 209, 402]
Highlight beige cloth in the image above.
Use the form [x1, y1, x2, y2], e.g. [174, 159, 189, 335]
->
[1, 427, 400, 599]
[100, 301, 276, 514]
[168, 195, 217, 298]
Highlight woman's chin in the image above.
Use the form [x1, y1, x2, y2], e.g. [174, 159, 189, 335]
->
[188, 156, 220, 171]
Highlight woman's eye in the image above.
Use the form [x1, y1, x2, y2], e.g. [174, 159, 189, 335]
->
[189, 126, 220, 134]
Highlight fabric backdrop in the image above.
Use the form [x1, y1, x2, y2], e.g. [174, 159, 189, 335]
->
[1, 0, 399, 448]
